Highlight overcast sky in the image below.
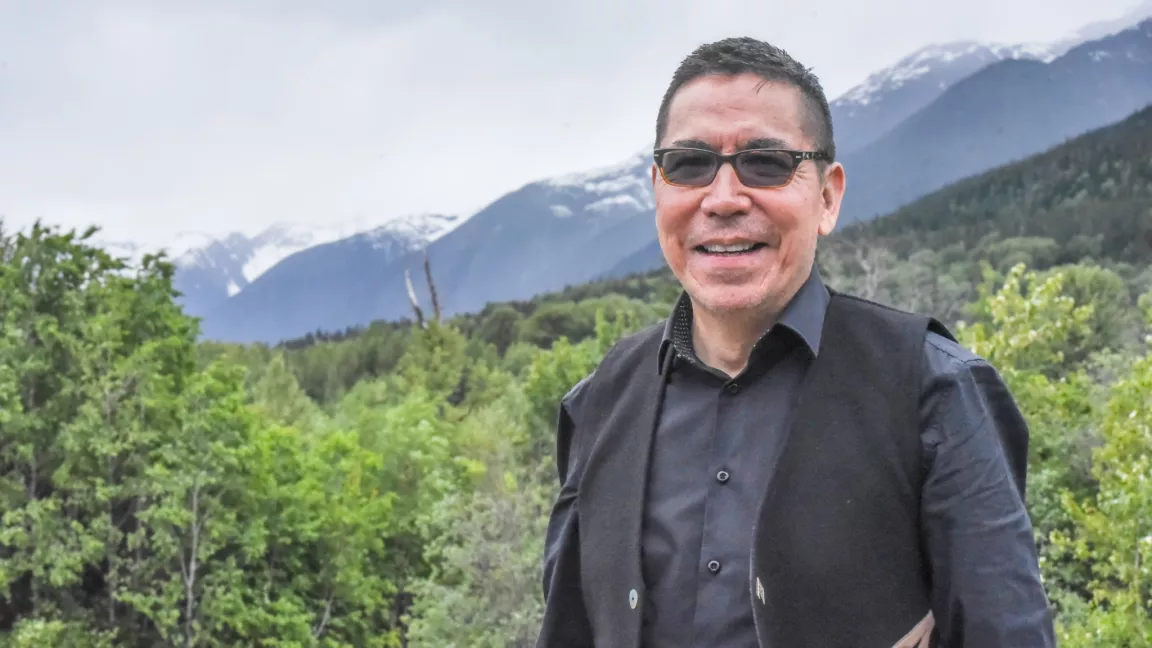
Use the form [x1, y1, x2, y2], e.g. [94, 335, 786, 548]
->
[0, 0, 1144, 247]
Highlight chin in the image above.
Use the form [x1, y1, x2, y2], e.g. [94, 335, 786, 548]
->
[688, 284, 772, 315]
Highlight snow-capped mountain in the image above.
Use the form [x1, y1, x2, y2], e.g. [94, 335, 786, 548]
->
[831, 41, 1059, 154]
[429, 148, 655, 317]
[830, 1, 1152, 154]
[196, 148, 656, 343]
[836, 41, 1062, 110]
[835, 17, 1152, 224]
[177, 214, 461, 294]
[170, 213, 462, 321]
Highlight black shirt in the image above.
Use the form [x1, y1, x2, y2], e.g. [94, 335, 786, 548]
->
[638, 267, 1054, 647]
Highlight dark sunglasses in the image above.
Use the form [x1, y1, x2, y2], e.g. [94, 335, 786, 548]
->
[653, 147, 830, 188]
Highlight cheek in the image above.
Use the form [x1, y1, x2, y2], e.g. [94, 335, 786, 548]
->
[753, 194, 801, 237]
[655, 191, 697, 242]
[757, 189, 819, 237]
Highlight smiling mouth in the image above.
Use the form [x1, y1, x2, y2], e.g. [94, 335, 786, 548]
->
[695, 242, 767, 255]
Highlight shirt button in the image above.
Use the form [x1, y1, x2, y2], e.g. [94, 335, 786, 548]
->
[726, 383, 740, 394]
[716, 470, 730, 483]
[707, 560, 721, 573]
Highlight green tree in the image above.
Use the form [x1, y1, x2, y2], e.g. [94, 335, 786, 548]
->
[248, 352, 324, 431]
[1040, 262, 1142, 364]
[1051, 298, 1152, 646]
[474, 305, 524, 355]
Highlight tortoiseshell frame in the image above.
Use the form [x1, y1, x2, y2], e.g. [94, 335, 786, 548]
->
[652, 147, 830, 188]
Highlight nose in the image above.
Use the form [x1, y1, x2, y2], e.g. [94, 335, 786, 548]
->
[700, 162, 752, 218]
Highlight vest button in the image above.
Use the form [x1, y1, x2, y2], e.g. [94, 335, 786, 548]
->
[716, 470, 730, 483]
[707, 560, 721, 573]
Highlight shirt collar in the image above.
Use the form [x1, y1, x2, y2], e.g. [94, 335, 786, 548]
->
[657, 265, 830, 375]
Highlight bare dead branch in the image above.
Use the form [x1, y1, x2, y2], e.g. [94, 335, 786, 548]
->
[405, 268, 426, 329]
[854, 247, 876, 300]
[313, 593, 334, 638]
[842, 238, 886, 301]
[423, 249, 441, 323]
[185, 477, 203, 648]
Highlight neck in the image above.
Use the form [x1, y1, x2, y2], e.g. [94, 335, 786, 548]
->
[690, 266, 814, 377]
[691, 303, 777, 378]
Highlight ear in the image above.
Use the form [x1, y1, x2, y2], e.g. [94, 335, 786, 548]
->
[651, 162, 659, 187]
[817, 161, 845, 236]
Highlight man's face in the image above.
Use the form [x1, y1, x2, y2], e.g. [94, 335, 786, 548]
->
[652, 72, 845, 320]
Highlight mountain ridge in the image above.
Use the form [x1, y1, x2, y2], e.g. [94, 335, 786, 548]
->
[194, 152, 657, 343]
[162, 213, 462, 319]
[835, 17, 1152, 225]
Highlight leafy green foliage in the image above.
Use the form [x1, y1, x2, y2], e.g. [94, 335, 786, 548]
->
[1051, 346, 1152, 645]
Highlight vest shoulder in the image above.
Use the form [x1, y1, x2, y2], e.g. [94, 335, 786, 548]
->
[560, 320, 665, 408]
[829, 289, 925, 321]
[830, 291, 990, 376]
[828, 289, 957, 341]
[925, 329, 986, 369]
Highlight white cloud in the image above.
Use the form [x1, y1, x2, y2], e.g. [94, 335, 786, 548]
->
[0, 0, 1144, 248]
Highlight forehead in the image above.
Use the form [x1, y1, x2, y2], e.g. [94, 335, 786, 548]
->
[662, 73, 809, 150]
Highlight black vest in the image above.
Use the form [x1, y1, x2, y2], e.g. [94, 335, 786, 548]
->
[564, 290, 954, 647]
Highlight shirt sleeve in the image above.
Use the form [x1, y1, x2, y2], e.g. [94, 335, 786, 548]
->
[918, 332, 1056, 647]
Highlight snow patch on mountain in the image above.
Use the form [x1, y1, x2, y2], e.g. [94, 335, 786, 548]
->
[835, 41, 1057, 109]
[537, 148, 655, 219]
[372, 212, 463, 243]
[545, 150, 650, 193]
[235, 222, 354, 282]
[587, 193, 650, 213]
[171, 213, 462, 286]
[242, 242, 303, 283]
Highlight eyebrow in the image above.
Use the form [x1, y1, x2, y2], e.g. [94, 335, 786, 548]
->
[668, 137, 791, 151]
[744, 137, 790, 150]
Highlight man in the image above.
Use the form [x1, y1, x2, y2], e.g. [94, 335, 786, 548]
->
[535, 37, 1056, 648]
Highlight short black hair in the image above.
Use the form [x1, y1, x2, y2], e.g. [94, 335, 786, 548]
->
[654, 37, 835, 163]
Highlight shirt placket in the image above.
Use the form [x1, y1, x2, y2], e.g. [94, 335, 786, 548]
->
[690, 374, 746, 646]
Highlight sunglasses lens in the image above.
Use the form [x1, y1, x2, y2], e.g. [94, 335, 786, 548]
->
[660, 149, 718, 186]
[737, 150, 795, 187]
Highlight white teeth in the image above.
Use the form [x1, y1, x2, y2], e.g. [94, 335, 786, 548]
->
[703, 243, 756, 253]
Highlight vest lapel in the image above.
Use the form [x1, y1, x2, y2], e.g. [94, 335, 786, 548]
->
[577, 341, 667, 648]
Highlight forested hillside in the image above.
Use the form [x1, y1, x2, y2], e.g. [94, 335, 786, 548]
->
[1, 106, 1151, 645]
